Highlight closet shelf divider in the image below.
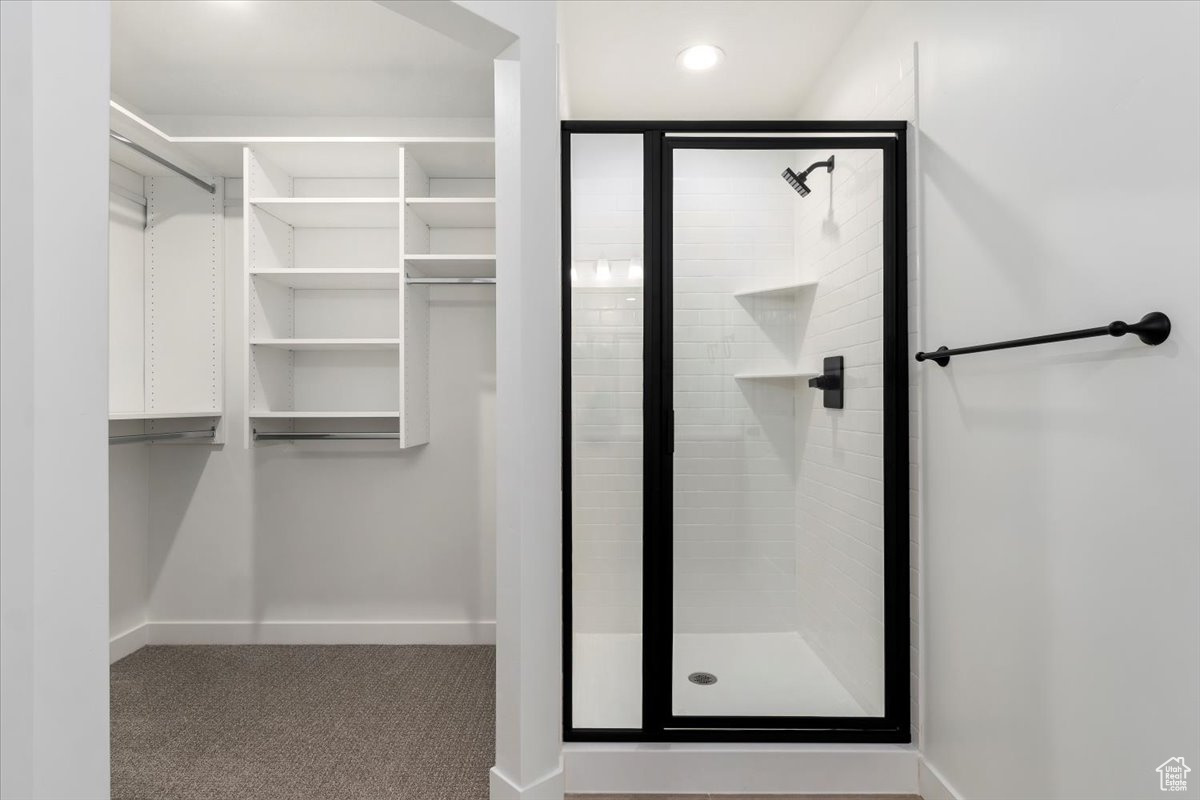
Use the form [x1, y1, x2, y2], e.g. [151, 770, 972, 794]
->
[250, 338, 402, 351]
[250, 268, 402, 290]
[249, 197, 402, 227]
[404, 197, 496, 227]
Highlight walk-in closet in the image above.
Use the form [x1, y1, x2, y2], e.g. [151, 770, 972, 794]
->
[106, 2, 498, 797]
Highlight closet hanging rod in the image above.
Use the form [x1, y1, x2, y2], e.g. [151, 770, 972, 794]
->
[915, 311, 1171, 366]
[405, 276, 496, 285]
[109, 132, 216, 194]
[253, 431, 401, 441]
[109, 428, 216, 445]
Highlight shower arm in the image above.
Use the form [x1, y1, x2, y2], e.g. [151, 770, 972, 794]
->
[799, 157, 835, 179]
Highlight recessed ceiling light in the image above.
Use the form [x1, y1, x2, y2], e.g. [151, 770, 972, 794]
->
[677, 44, 725, 72]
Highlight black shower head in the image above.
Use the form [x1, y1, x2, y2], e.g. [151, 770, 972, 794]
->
[782, 155, 835, 196]
[781, 167, 811, 197]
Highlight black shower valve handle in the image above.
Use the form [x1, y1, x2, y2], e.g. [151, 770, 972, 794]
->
[807, 374, 840, 391]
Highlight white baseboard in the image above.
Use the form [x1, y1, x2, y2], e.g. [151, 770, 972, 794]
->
[564, 742, 920, 795]
[110, 623, 149, 663]
[490, 764, 565, 800]
[109, 621, 495, 656]
[919, 757, 964, 800]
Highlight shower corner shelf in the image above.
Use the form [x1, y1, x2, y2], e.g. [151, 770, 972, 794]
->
[734, 370, 820, 380]
[732, 279, 818, 299]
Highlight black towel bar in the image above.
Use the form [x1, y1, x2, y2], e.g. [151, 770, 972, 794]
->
[915, 311, 1171, 366]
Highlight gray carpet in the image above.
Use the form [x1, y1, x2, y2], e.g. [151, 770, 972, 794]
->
[111, 645, 495, 800]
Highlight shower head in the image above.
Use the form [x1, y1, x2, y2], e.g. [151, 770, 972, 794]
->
[782, 155, 835, 196]
[781, 167, 811, 196]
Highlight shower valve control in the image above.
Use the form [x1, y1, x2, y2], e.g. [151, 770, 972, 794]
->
[807, 356, 844, 409]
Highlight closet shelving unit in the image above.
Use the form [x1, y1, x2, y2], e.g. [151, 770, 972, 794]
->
[244, 139, 495, 446]
[108, 134, 224, 444]
[732, 278, 821, 381]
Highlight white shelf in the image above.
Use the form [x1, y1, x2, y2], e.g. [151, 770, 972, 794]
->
[403, 254, 496, 277]
[249, 411, 400, 419]
[249, 197, 401, 228]
[406, 197, 495, 227]
[109, 410, 221, 421]
[250, 338, 401, 351]
[734, 370, 820, 380]
[733, 280, 819, 299]
[251, 268, 401, 290]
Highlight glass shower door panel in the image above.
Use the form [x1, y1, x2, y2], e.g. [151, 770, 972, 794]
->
[569, 133, 644, 729]
[671, 145, 885, 719]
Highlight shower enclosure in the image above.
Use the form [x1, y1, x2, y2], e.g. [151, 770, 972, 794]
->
[563, 122, 909, 742]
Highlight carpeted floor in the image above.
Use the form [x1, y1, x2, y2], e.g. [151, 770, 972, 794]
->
[111, 645, 495, 800]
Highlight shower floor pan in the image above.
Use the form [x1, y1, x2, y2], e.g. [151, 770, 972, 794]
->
[572, 631, 867, 730]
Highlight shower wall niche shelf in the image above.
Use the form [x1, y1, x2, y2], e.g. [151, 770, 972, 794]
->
[734, 370, 820, 380]
[733, 279, 818, 299]
[109, 169, 225, 444]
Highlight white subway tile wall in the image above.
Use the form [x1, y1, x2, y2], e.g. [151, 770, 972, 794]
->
[793, 149, 886, 715]
[798, 49, 920, 740]
[571, 135, 644, 637]
[672, 149, 805, 635]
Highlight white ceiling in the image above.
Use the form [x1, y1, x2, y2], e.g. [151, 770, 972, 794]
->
[559, 0, 870, 119]
[111, 0, 494, 118]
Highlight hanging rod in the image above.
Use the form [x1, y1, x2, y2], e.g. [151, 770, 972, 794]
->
[253, 430, 401, 441]
[109, 131, 216, 194]
[915, 311, 1171, 366]
[405, 276, 496, 285]
[109, 428, 216, 445]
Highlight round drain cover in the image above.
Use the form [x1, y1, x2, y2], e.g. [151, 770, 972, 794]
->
[688, 671, 718, 686]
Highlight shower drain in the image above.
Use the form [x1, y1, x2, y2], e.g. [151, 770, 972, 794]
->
[688, 671, 718, 686]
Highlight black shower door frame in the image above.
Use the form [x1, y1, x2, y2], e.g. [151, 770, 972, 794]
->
[562, 122, 910, 743]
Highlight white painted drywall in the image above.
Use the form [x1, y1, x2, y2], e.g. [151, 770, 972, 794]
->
[446, 2, 565, 798]
[109, 441, 149, 645]
[137, 197, 496, 640]
[108, 178, 152, 656]
[0, 1, 111, 797]
[800, 2, 1200, 798]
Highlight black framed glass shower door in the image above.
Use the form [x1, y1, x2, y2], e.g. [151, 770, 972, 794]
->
[563, 123, 909, 743]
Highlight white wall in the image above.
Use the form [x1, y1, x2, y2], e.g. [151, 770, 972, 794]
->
[126, 191, 496, 642]
[451, 3, 565, 798]
[0, 1, 111, 797]
[108, 175, 151, 652]
[672, 148, 801, 634]
[800, 2, 1200, 798]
